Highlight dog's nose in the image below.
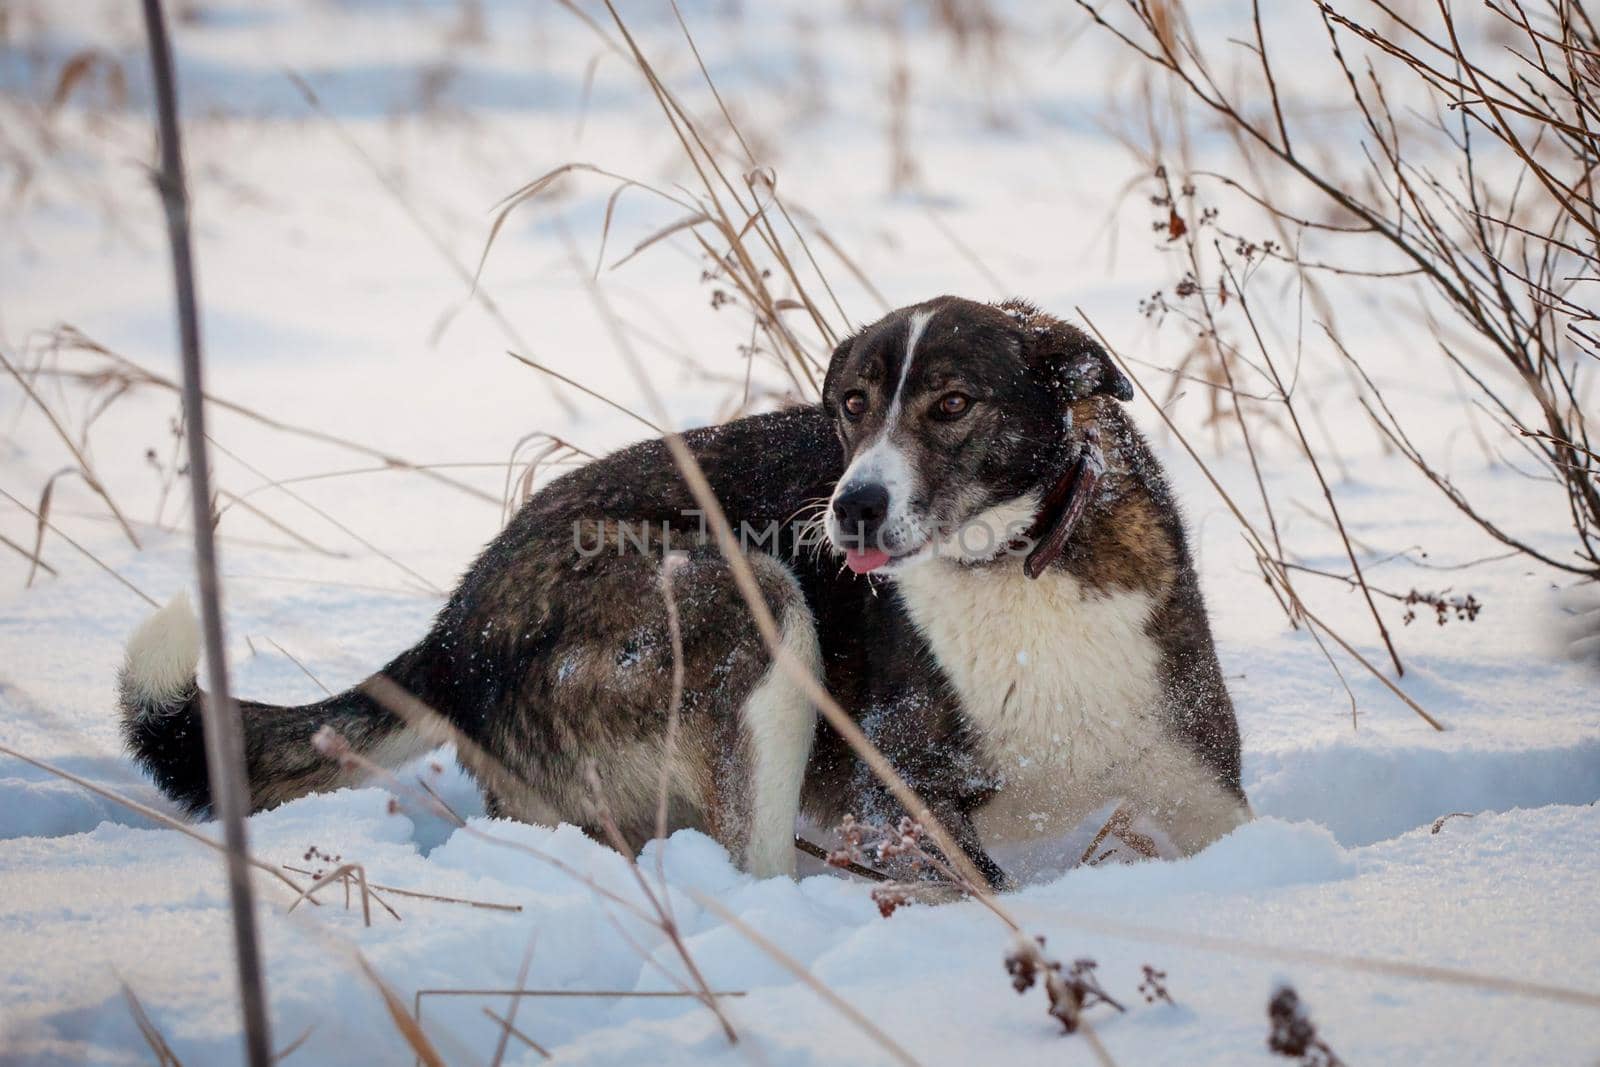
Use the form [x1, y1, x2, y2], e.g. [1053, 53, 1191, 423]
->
[833, 483, 890, 535]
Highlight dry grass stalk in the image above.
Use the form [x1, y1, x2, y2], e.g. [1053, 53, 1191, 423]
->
[413, 989, 744, 1064]
[0, 484, 159, 607]
[485, 2, 854, 402]
[284, 862, 396, 927]
[281, 864, 521, 914]
[259, 637, 334, 697]
[0, 528, 56, 576]
[488, 933, 540, 1067]
[313, 717, 740, 1043]
[284, 72, 575, 417]
[205, 437, 445, 596]
[481, 1007, 549, 1062]
[354, 953, 447, 1067]
[270, 1025, 316, 1063]
[582, 764, 740, 1043]
[213, 491, 344, 559]
[138, 3, 272, 1060]
[25, 467, 84, 586]
[47, 326, 500, 506]
[651, 553, 687, 895]
[687, 891, 923, 1067]
[1081, 0, 1600, 579]
[0, 345, 141, 549]
[0, 742, 313, 899]
[666, 0, 853, 332]
[1076, 805, 1160, 867]
[1010, 896, 1600, 1010]
[500, 432, 592, 526]
[121, 979, 183, 1067]
[1079, 313, 1443, 730]
[505, 350, 660, 434]
[793, 833, 891, 882]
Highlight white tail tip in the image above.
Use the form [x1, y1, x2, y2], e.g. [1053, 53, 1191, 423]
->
[122, 592, 201, 712]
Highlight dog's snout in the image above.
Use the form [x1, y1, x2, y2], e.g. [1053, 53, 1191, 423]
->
[833, 483, 890, 533]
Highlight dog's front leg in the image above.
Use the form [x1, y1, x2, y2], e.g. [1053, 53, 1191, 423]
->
[940, 799, 1014, 892]
[851, 785, 1013, 894]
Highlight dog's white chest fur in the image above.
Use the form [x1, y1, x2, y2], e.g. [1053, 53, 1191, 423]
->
[894, 560, 1170, 843]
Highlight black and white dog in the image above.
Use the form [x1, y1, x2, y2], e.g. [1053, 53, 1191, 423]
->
[118, 296, 1248, 887]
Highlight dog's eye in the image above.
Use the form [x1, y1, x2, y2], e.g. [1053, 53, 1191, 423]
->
[841, 391, 869, 422]
[932, 393, 972, 420]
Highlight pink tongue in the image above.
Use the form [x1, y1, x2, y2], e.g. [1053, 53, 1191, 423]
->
[845, 548, 891, 574]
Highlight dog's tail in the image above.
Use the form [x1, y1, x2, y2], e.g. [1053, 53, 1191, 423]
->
[117, 594, 447, 816]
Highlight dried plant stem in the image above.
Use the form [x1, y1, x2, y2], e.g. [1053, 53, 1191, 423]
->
[214, 490, 343, 559]
[668, 0, 848, 335]
[284, 71, 575, 417]
[489, 933, 540, 1067]
[482, 1007, 550, 1061]
[0, 742, 311, 898]
[1081, 0, 1600, 578]
[653, 553, 686, 895]
[1218, 251, 1404, 676]
[688, 891, 922, 1067]
[121, 980, 183, 1067]
[139, 2, 271, 1060]
[0, 346, 141, 549]
[1010, 899, 1600, 1011]
[281, 864, 521, 913]
[259, 637, 333, 697]
[207, 437, 444, 596]
[1078, 312, 1442, 730]
[584, 771, 740, 1043]
[0, 528, 57, 577]
[0, 485, 159, 608]
[51, 328, 499, 507]
[600, 0, 828, 389]
[283, 863, 396, 926]
[354, 953, 447, 1067]
[506, 350, 661, 434]
[793, 835, 890, 881]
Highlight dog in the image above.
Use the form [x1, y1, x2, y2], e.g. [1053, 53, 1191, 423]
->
[118, 295, 1248, 886]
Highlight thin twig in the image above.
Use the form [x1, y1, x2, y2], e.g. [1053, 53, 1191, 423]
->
[0, 485, 157, 606]
[139, 3, 272, 1059]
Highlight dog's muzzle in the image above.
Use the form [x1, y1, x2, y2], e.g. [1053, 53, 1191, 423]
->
[832, 482, 893, 573]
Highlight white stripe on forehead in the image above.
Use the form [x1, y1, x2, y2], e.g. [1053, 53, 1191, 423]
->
[826, 307, 936, 542]
[886, 308, 935, 424]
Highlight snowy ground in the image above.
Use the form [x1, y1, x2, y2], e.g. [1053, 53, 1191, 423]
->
[1, 1, 1597, 1064]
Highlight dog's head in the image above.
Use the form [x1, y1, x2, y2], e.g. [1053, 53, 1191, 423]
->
[821, 296, 1132, 575]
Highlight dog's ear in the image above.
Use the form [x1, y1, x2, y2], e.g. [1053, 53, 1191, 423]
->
[1038, 322, 1133, 404]
[999, 299, 1133, 404]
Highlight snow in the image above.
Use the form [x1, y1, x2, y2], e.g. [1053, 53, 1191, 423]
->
[2, 0, 1598, 1064]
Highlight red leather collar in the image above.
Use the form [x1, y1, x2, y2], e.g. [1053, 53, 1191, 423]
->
[1022, 427, 1104, 580]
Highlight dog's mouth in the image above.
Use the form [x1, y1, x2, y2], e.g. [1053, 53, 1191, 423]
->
[829, 516, 933, 575]
[843, 547, 893, 575]
[831, 429, 1107, 578]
